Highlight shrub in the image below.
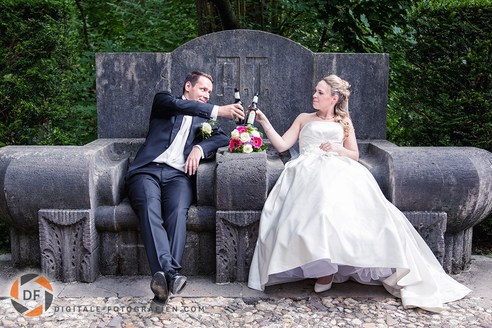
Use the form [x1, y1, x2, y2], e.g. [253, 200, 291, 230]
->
[387, 0, 492, 150]
[0, 0, 96, 146]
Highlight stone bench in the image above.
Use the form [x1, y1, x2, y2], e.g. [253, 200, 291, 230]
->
[1, 30, 492, 283]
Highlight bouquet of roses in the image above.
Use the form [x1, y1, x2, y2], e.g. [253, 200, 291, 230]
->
[229, 126, 267, 153]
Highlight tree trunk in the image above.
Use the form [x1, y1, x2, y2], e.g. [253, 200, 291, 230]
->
[195, 0, 220, 36]
[195, 0, 243, 35]
[75, 0, 91, 51]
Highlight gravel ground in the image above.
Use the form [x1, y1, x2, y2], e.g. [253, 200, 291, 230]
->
[1, 294, 492, 327]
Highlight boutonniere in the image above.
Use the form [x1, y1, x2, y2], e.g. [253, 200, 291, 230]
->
[198, 120, 215, 139]
[229, 125, 267, 153]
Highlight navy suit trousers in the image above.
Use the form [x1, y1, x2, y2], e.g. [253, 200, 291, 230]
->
[126, 162, 193, 275]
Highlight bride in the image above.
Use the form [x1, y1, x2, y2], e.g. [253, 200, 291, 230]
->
[247, 74, 471, 312]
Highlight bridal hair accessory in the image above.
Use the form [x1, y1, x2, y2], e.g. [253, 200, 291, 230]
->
[229, 126, 267, 153]
[316, 112, 335, 120]
[198, 121, 215, 139]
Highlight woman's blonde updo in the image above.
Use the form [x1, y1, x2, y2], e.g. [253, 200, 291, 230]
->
[321, 75, 352, 140]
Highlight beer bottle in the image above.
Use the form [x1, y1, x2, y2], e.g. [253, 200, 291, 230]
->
[246, 93, 259, 125]
[234, 88, 244, 125]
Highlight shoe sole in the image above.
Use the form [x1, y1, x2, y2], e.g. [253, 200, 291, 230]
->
[150, 272, 169, 300]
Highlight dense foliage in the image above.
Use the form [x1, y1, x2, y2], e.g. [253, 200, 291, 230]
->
[197, 0, 411, 53]
[75, 0, 197, 53]
[0, 0, 93, 145]
[387, 0, 492, 151]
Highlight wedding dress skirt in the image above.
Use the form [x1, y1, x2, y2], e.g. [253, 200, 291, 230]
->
[248, 121, 470, 312]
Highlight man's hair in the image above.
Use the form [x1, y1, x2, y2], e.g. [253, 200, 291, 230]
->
[182, 71, 214, 94]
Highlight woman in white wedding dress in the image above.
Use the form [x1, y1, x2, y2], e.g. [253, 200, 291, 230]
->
[247, 75, 471, 312]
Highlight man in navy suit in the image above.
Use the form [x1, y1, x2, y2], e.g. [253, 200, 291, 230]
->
[126, 71, 244, 307]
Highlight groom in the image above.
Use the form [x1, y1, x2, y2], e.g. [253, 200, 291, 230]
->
[125, 71, 244, 307]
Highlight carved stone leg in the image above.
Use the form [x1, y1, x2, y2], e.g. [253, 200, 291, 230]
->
[38, 209, 99, 282]
[444, 227, 473, 274]
[181, 205, 217, 276]
[216, 211, 261, 283]
[403, 211, 447, 265]
[10, 228, 40, 267]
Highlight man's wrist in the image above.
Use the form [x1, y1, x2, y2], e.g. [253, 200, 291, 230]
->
[194, 145, 205, 159]
[210, 106, 218, 120]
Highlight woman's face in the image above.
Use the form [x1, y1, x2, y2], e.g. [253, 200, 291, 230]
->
[312, 81, 337, 111]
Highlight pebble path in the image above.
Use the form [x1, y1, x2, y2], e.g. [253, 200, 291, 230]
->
[1, 295, 491, 327]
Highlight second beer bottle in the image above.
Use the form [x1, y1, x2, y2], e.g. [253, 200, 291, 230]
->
[246, 92, 259, 125]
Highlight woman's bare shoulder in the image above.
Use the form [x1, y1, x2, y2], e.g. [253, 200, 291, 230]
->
[296, 112, 317, 129]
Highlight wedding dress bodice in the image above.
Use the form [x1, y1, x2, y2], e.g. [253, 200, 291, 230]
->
[299, 122, 344, 155]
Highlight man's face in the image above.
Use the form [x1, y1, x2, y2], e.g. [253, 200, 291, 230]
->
[184, 76, 213, 103]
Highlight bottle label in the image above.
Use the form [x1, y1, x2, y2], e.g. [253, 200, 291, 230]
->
[247, 111, 256, 125]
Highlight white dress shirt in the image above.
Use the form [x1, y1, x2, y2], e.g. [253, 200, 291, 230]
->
[153, 96, 218, 172]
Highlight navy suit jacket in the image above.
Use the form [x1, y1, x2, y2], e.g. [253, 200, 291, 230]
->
[126, 91, 229, 179]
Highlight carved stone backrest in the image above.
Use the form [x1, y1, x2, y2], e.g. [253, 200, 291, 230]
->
[96, 30, 389, 141]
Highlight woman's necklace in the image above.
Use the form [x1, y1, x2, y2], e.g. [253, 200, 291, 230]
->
[316, 112, 335, 120]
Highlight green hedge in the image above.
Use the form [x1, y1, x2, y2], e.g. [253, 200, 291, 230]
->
[387, 0, 492, 151]
[0, 0, 96, 146]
